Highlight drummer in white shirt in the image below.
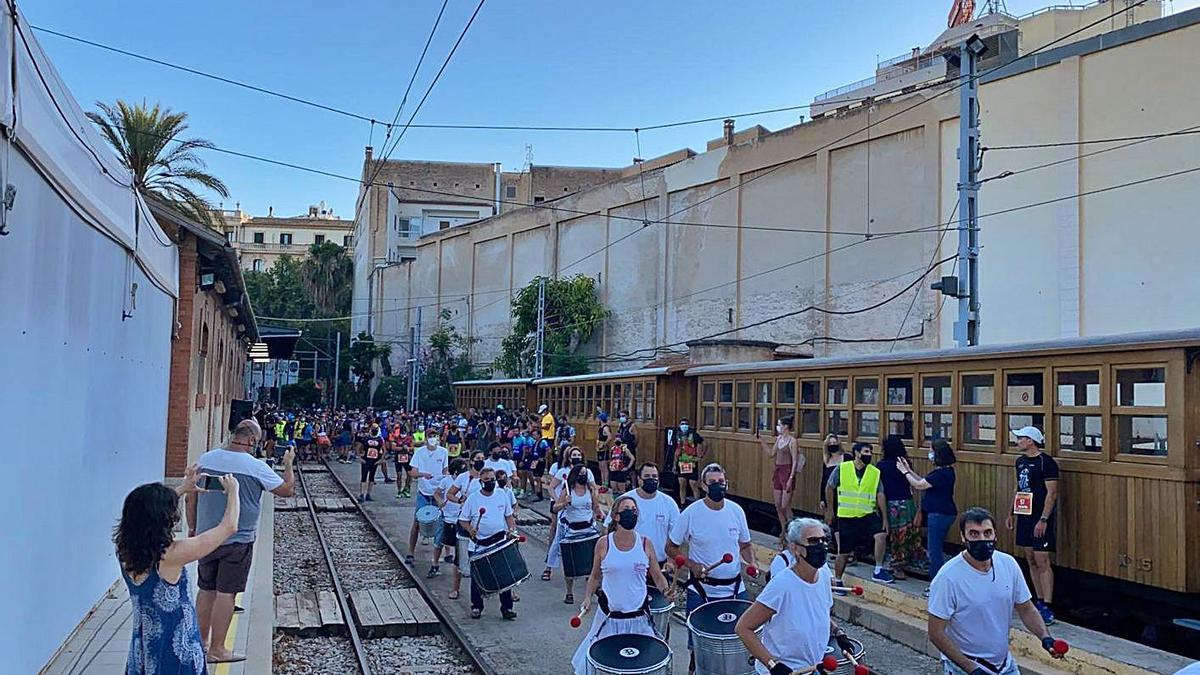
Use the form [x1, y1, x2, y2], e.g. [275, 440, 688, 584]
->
[546, 446, 598, 565]
[609, 463, 679, 575]
[737, 518, 854, 674]
[459, 468, 518, 621]
[544, 463, 604, 600]
[571, 495, 674, 675]
[666, 463, 755, 674]
[407, 430, 449, 572]
[434, 459, 468, 600]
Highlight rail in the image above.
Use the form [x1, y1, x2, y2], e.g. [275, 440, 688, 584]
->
[320, 461, 497, 675]
[296, 465, 374, 675]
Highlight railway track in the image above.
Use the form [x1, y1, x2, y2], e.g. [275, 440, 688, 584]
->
[272, 463, 492, 675]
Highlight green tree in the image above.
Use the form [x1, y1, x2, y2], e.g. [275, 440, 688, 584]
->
[495, 275, 608, 377]
[87, 100, 228, 226]
[419, 310, 488, 410]
[349, 332, 393, 405]
[280, 379, 323, 408]
[303, 241, 353, 316]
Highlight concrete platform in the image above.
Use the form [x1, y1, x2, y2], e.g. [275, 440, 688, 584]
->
[42, 497, 276, 675]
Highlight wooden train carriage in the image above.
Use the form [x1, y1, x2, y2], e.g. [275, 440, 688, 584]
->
[531, 367, 695, 472]
[453, 378, 535, 414]
[685, 328, 1200, 594]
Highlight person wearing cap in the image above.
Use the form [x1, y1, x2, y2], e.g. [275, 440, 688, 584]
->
[538, 404, 556, 447]
[1005, 425, 1059, 625]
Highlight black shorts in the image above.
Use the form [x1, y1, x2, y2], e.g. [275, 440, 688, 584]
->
[610, 470, 629, 484]
[198, 541, 254, 594]
[395, 460, 411, 473]
[441, 521, 458, 548]
[360, 459, 379, 482]
[531, 461, 545, 478]
[838, 514, 883, 553]
[1015, 514, 1057, 552]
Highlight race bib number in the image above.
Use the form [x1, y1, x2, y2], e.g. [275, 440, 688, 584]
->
[679, 461, 694, 474]
[367, 448, 379, 460]
[1013, 491, 1034, 516]
[609, 458, 622, 471]
[397, 453, 410, 463]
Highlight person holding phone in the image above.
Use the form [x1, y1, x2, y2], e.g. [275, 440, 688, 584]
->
[117, 466, 240, 672]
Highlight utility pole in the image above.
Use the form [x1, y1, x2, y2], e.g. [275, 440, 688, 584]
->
[934, 35, 986, 347]
[333, 331, 341, 410]
[414, 307, 422, 409]
[534, 276, 546, 378]
[406, 315, 417, 412]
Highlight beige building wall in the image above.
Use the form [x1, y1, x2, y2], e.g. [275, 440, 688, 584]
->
[369, 9, 1200, 375]
[216, 205, 353, 272]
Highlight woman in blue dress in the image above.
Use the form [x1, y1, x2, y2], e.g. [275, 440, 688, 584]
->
[114, 466, 241, 673]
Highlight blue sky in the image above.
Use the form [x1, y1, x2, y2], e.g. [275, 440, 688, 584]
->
[26, 0, 1200, 218]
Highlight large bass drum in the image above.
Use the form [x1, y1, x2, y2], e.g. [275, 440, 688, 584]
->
[469, 537, 529, 595]
[561, 527, 601, 578]
[587, 633, 672, 675]
[686, 599, 758, 675]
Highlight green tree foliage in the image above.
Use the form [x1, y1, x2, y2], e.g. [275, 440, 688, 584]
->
[280, 379, 323, 408]
[372, 376, 408, 410]
[495, 275, 608, 377]
[87, 100, 228, 226]
[420, 310, 489, 410]
[349, 332, 393, 405]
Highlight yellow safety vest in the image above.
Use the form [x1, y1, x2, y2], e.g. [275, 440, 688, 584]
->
[274, 423, 286, 438]
[836, 461, 881, 519]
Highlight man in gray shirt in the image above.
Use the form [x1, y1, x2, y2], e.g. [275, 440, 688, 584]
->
[188, 419, 294, 663]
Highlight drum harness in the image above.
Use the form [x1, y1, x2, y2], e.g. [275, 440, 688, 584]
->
[687, 570, 744, 603]
[594, 589, 654, 629]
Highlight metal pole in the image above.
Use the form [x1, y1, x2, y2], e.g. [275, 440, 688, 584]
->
[414, 307, 422, 409]
[535, 276, 546, 378]
[955, 37, 984, 347]
[276, 359, 283, 408]
[333, 331, 341, 410]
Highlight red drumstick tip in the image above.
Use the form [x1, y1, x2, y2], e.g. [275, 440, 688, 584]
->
[569, 616, 582, 628]
[822, 655, 839, 671]
[673, 555, 687, 567]
[746, 566, 759, 577]
[479, 507, 486, 513]
[1052, 640, 1069, 655]
[854, 664, 870, 675]
[852, 585, 864, 596]
[721, 553, 734, 563]
[517, 535, 527, 543]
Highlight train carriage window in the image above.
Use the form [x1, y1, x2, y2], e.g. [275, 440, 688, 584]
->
[922, 412, 953, 443]
[920, 374, 953, 445]
[1006, 372, 1044, 407]
[855, 378, 879, 406]
[886, 377, 913, 406]
[736, 381, 752, 431]
[885, 377, 914, 440]
[718, 381, 734, 429]
[703, 406, 717, 428]
[634, 382, 645, 421]
[719, 382, 733, 403]
[644, 382, 655, 421]
[827, 410, 849, 437]
[887, 412, 914, 439]
[854, 378, 880, 439]
[960, 373, 997, 448]
[778, 380, 797, 405]
[962, 374, 994, 406]
[799, 380, 817, 405]
[962, 413, 997, 446]
[1006, 413, 1045, 447]
[827, 379, 848, 406]
[701, 381, 717, 430]
[755, 381, 773, 432]
[1113, 367, 1167, 457]
[922, 375, 952, 406]
[703, 382, 716, 403]
[623, 383, 634, 413]
[797, 379, 819, 436]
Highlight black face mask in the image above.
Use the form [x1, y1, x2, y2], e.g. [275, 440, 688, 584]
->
[491, 452, 500, 459]
[481, 480, 496, 493]
[574, 475, 588, 486]
[826, 445, 840, 454]
[859, 455, 872, 466]
[498, 477, 508, 488]
[843, 452, 855, 462]
[617, 510, 638, 530]
[641, 478, 659, 494]
[966, 539, 996, 562]
[571, 457, 583, 466]
[707, 483, 727, 502]
[473, 460, 485, 471]
[802, 542, 828, 569]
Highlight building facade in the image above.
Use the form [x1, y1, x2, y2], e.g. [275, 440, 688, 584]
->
[216, 201, 353, 272]
[357, 3, 1200, 375]
[151, 202, 259, 477]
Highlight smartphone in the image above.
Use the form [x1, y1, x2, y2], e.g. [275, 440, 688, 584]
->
[200, 474, 225, 492]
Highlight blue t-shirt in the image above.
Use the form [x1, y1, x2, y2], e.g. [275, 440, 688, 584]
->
[921, 467, 957, 516]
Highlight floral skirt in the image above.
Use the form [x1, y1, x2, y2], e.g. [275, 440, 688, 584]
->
[887, 499, 926, 568]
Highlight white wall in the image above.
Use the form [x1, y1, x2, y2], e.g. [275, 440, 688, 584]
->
[0, 147, 174, 672]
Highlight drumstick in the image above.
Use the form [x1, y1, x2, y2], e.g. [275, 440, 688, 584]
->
[473, 507, 486, 534]
[671, 555, 687, 595]
[820, 654, 839, 674]
[568, 603, 590, 628]
[841, 648, 870, 675]
[832, 582, 865, 596]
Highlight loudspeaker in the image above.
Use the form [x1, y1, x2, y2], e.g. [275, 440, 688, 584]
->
[229, 398, 254, 432]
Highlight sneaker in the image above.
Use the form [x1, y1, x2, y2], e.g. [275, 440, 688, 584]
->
[444, 554, 456, 565]
[470, 608, 482, 619]
[502, 609, 517, 621]
[427, 566, 440, 578]
[405, 554, 415, 565]
[832, 580, 848, 596]
[357, 495, 365, 502]
[872, 569, 895, 584]
[384, 478, 395, 484]
[1036, 601, 1056, 625]
[365, 494, 373, 502]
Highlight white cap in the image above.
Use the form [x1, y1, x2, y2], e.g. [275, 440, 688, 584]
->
[1011, 425, 1045, 444]
[538, 404, 548, 413]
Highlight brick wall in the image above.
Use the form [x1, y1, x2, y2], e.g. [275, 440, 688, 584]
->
[165, 234, 196, 477]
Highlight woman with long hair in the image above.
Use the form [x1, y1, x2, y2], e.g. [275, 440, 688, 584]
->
[878, 434, 925, 579]
[545, 463, 604, 602]
[115, 466, 241, 672]
[759, 416, 803, 543]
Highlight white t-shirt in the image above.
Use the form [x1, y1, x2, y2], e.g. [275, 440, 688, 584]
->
[769, 550, 793, 580]
[451, 472, 483, 501]
[437, 475, 462, 523]
[669, 499, 751, 598]
[611, 489, 679, 562]
[483, 457, 517, 478]
[459, 488, 514, 543]
[928, 551, 1032, 668]
[411, 446, 449, 496]
[754, 565, 833, 674]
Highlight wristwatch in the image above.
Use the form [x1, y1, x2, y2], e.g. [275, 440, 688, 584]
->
[1038, 516, 1049, 522]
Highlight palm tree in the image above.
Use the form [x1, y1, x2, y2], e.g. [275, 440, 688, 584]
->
[87, 100, 228, 226]
[303, 241, 353, 316]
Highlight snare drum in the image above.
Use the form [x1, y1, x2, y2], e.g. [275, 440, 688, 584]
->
[686, 599, 758, 675]
[587, 633, 672, 675]
[646, 587, 673, 640]
[561, 528, 601, 578]
[416, 505, 442, 540]
[824, 634, 866, 669]
[469, 537, 530, 595]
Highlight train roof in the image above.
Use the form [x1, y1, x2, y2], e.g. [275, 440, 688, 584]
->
[452, 377, 533, 386]
[532, 367, 671, 384]
[685, 327, 1200, 377]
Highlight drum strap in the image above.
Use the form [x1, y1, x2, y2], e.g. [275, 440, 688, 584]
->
[597, 590, 652, 620]
[687, 574, 742, 603]
[476, 531, 506, 547]
[963, 655, 1008, 673]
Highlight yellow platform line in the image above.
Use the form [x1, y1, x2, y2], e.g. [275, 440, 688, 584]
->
[212, 591, 244, 675]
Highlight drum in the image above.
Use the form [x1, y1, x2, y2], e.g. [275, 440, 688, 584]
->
[470, 537, 530, 594]
[416, 505, 442, 540]
[561, 528, 601, 578]
[587, 633, 672, 675]
[824, 634, 866, 668]
[646, 587, 673, 640]
[686, 599, 758, 675]
[456, 534, 472, 577]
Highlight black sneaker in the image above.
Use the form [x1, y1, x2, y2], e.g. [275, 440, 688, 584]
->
[427, 566, 440, 578]
[502, 609, 517, 621]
